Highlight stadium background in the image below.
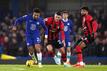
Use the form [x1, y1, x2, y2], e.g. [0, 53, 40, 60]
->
[0, 0, 107, 64]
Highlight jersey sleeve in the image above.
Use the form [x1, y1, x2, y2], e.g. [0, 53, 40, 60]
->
[92, 20, 98, 33]
[87, 15, 98, 33]
[40, 19, 48, 38]
[44, 17, 52, 26]
[14, 15, 28, 26]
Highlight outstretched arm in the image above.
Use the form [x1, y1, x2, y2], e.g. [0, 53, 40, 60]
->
[14, 15, 27, 26]
[12, 15, 27, 31]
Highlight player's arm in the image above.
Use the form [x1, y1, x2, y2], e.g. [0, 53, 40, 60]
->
[92, 20, 98, 38]
[44, 17, 52, 26]
[12, 15, 27, 31]
[14, 15, 27, 26]
[92, 20, 98, 33]
[40, 19, 48, 45]
[41, 19, 48, 39]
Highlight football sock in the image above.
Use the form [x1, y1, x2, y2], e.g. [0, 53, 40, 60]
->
[37, 52, 42, 64]
[66, 52, 71, 62]
[75, 45, 83, 62]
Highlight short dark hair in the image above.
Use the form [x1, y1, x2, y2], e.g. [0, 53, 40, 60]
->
[55, 11, 62, 16]
[62, 10, 69, 14]
[33, 8, 41, 13]
[81, 6, 89, 12]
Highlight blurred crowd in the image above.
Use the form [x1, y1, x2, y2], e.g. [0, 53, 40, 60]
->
[0, 14, 28, 56]
[0, 9, 107, 57]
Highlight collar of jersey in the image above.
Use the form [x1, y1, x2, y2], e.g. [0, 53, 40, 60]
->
[62, 18, 68, 22]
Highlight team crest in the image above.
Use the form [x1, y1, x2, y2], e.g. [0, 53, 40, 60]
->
[67, 23, 70, 25]
[37, 22, 40, 25]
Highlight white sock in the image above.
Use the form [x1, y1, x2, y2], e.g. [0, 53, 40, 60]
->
[37, 52, 42, 64]
[57, 51, 61, 57]
[56, 51, 61, 59]
[66, 52, 71, 62]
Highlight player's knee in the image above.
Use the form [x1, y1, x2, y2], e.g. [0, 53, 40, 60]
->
[47, 45, 53, 52]
[67, 47, 71, 52]
[28, 46, 34, 54]
[59, 47, 65, 54]
[79, 42, 86, 49]
[75, 45, 82, 53]
[35, 44, 41, 53]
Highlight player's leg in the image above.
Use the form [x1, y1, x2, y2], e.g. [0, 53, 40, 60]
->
[34, 44, 43, 67]
[26, 37, 37, 65]
[46, 44, 54, 57]
[59, 46, 67, 64]
[27, 46, 37, 62]
[66, 41, 71, 63]
[53, 49, 61, 65]
[34, 37, 43, 67]
[52, 40, 63, 65]
[66, 47, 71, 62]
[57, 39, 67, 64]
[73, 39, 86, 67]
[64, 40, 71, 67]
[47, 43, 61, 65]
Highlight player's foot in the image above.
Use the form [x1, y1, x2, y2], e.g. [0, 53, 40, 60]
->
[54, 56, 61, 65]
[64, 62, 71, 67]
[38, 63, 43, 68]
[73, 62, 85, 68]
[34, 60, 37, 64]
[26, 60, 34, 67]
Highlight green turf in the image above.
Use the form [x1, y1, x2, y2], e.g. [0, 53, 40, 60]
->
[0, 65, 107, 71]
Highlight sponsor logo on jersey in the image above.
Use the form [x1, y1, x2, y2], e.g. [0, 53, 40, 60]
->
[30, 24, 36, 30]
[64, 26, 68, 32]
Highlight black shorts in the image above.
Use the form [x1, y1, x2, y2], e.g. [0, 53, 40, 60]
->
[47, 40, 64, 49]
[83, 35, 95, 45]
[76, 35, 95, 46]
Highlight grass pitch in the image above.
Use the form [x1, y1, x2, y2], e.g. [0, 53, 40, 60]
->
[0, 65, 107, 71]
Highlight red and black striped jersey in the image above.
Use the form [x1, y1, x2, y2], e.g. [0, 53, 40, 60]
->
[44, 17, 65, 41]
[82, 14, 98, 37]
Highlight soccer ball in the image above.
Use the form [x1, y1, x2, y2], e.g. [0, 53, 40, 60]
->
[26, 60, 34, 67]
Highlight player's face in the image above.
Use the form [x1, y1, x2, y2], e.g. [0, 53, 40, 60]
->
[62, 13, 68, 19]
[81, 9, 88, 16]
[33, 12, 40, 20]
[54, 14, 62, 22]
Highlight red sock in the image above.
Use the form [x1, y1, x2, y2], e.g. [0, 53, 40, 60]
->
[75, 45, 83, 62]
[48, 51, 54, 57]
[61, 53, 66, 62]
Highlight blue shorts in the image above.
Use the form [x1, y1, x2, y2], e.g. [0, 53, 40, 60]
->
[65, 39, 71, 48]
[26, 35, 41, 47]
